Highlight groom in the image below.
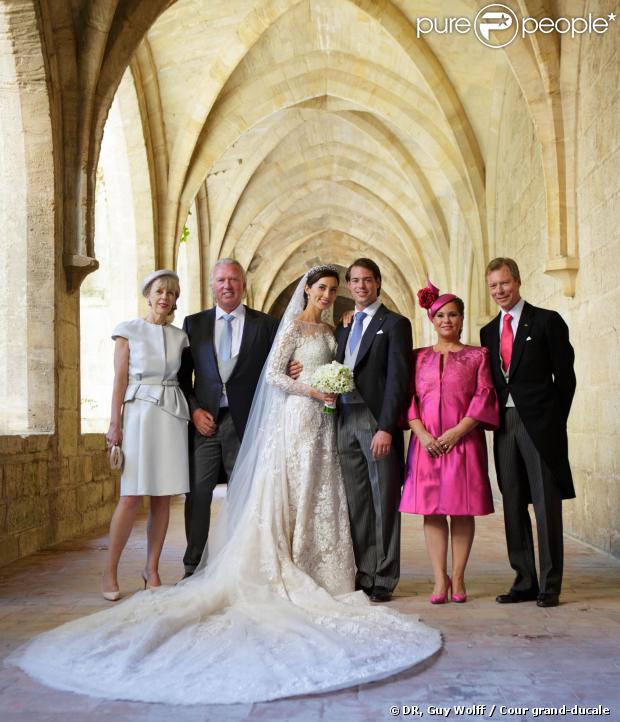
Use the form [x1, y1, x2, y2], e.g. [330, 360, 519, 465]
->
[336, 258, 412, 602]
[179, 259, 279, 576]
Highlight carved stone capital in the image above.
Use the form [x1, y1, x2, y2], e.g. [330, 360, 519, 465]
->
[63, 254, 99, 292]
[545, 256, 579, 298]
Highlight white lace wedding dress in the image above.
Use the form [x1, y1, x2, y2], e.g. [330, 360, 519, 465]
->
[265, 318, 355, 594]
[10, 273, 441, 705]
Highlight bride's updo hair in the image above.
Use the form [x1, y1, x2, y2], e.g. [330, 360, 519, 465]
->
[303, 265, 340, 308]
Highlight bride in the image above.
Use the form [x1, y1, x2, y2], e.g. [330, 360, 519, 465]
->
[10, 265, 441, 705]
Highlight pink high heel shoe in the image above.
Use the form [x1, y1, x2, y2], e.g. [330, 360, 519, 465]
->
[430, 577, 452, 604]
[452, 591, 467, 603]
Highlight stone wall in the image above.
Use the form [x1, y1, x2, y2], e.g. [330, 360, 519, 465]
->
[569, 13, 620, 556]
[0, 435, 119, 566]
[0, 0, 55, 435]
[492, 22, 620, 556]
[0, 0, 122, 567]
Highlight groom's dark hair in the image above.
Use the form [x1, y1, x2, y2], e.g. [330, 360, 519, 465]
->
[345, 258, 382, 295]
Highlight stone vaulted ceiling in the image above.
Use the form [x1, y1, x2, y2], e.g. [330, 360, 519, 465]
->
[131, 0, 508, 317]
[42, 0, 577, 318]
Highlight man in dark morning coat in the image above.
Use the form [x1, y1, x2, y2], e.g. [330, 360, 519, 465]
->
[336, 258, 413, 603]
[178, 259, 279, 576]
[480, 257, 576, 607]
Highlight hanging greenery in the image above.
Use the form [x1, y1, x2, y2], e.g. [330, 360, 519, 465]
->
[179, 209, 192, 244]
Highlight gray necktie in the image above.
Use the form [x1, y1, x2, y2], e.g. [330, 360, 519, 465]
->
[219, 313, 235, 361]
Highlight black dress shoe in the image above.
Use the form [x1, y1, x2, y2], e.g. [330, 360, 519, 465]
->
[370, 586, 392, 603]
[536, 593, 560, 607]
[355, 582, 372, 597]
[496, 590, 539, 604]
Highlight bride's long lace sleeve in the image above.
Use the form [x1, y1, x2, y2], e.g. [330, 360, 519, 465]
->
[266, 320, 313, 397]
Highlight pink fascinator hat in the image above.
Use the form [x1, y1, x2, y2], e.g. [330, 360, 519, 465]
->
[417, 280, 458, 320]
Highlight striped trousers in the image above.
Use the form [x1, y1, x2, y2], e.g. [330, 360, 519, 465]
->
[337, 402, 402, 592]
[496, 407, 564, 596]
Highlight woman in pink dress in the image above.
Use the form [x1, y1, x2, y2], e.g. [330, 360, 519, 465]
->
[400, 282, 499, 604]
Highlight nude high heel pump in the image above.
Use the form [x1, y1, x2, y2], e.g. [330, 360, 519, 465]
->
[102, 572, 121, 601]
[141, 571, 161, 590]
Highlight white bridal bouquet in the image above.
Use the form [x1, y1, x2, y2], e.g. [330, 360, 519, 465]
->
[310, 361, 355, 414]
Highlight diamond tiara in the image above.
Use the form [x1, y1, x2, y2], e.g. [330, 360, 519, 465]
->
[306, 264, 339, 277]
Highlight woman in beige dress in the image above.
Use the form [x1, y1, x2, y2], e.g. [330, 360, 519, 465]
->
[102, 269, 190, 600]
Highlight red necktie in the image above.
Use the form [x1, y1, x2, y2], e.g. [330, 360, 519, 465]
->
[501, 313, 513, 373]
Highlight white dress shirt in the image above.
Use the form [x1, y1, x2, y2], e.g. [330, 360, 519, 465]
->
[342, 298, 382, 403]
[215, 304, 245, 406]
[215, 304, 245, 359]
[499, 297, 524, 408]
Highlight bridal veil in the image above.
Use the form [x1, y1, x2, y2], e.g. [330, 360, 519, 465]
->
[9, 269, 441, 704]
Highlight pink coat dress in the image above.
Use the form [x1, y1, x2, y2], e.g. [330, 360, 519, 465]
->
[399, 345, 499, 516]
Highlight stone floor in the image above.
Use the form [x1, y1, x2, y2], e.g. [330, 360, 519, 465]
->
[1, 492, 619, 722]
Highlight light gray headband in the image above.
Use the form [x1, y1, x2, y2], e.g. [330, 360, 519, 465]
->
[141, 269, 179, 296]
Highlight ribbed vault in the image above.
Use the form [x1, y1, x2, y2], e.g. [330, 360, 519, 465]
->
[68, 0, 585, 336]
[118, 0, 497, 340]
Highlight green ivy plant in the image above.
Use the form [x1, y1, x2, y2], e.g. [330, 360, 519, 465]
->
[179, 209, 192, 244]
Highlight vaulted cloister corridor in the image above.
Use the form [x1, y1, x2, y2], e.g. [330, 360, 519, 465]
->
[2, 0, 618, 562]
[1, 0, 619, 716]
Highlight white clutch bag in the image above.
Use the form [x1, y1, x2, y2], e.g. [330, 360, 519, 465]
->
[109, 444, 124, 471]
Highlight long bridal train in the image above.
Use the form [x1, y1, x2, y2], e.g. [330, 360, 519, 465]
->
[12, 507, 441, 704]
[9, 271, 441, 705]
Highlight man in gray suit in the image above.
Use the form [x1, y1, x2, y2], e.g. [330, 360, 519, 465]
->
[335, 258, 412, 603]
[179, 259, 279, 576]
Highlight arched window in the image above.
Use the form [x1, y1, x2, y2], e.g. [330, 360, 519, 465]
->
[0, 4, 54, 435]
[80, 70, 155, 432]
[175, 201, 202, 327]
